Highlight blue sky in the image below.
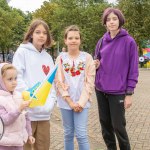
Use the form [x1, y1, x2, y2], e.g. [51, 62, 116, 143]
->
[8, 0, 116, 12]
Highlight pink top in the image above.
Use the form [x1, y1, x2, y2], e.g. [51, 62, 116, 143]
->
[0, 63, 32, 146]
[0, 90, 32, 146]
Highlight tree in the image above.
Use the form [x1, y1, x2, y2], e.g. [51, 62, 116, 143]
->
[33, 0, 109, 53]
[0, 0, 32, 61]
[117, 0, 150, 54]
[33, 1, 58, 29]
[10, 9, 32, 49]
[0, 0, 15, 60]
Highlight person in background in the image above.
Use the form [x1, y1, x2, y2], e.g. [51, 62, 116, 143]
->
[94, 7, 139, 150]
[13, 19, 56, 150]
[6, 50, 14, 63]
[62, 47, 67, 52]
[0, 63, 35, 150]
[0, 57, 2, 63]
[55, 25, 95, 150]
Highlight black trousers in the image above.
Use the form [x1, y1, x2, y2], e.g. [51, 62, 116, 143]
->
[95, 89, 131, 150]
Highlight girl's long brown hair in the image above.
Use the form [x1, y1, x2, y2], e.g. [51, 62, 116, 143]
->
[23, 19, 52, 48]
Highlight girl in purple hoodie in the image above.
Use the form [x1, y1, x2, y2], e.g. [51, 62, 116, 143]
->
[94, 8, 138, 150]
[0, 63, 35, 150]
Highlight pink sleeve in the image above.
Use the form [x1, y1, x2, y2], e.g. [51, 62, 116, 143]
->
[0, 106, 21, 126]
[55, 55, 69, 97]
[25, 113, 32, 136]
[78, 54, 96, 107]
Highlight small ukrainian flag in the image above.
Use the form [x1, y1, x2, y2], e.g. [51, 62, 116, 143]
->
[22, 65, 58, 108]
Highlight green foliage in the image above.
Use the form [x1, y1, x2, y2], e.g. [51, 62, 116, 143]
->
[10, 10, 32, 49]
[33, 2, 58, 29]
[117, 0, 150, 54]
[3, 0, 150, 58]
[0, 14, 13, 51]
[34, 0, 109, 53]
[0, 0, 10, 11]
[0, 1, 32, 54]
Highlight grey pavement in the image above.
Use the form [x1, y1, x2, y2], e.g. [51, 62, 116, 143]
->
[49, 69, 150, 150]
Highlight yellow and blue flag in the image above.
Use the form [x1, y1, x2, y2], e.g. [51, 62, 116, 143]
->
[22, 65, 58, 108]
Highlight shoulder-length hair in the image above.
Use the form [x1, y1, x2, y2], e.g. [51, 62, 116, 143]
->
[102, 7, 125, 28]
[23, 19, 52, 48]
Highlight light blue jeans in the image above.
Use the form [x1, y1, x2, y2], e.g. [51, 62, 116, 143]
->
[60, 108, 90, 150]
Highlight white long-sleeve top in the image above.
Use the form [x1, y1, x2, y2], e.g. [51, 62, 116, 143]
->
[13, 42, 56, 121]
[55, 52, 96, 109]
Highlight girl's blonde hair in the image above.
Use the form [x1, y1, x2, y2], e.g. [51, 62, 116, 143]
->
[23, 19, 52, 48]
[64, 25, 82, 40]
[1, 64, 17, 77]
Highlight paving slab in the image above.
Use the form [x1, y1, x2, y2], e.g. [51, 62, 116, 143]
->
[50, 69, 150, 150]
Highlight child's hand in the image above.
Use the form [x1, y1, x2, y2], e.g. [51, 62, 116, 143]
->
[68, 101, 76, 110]
[19, 100, 31, 112]
[78, 105, 83, 112]
[74, 103, 83, 112]
[124, 96, 132, 109]
[94, 59, 100, 69]
[28, 135, 35, 144]
[73, 103, 80, 112]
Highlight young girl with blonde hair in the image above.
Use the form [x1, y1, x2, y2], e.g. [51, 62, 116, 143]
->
[0, 63, 35, 150]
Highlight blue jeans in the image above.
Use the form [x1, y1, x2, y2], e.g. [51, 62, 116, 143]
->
[60, 108, 90, 150]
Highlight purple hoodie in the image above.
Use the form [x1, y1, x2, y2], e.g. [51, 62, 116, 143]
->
[95, 28, 139, 94]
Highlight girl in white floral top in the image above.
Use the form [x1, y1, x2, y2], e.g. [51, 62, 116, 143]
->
[55, 25, 95, 150]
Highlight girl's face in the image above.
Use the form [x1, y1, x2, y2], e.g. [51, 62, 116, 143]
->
[106, 12, 119, 32]
[32, 24, 47, 51]
[3, 69, 17, 93]
[65, 31, 81, 51]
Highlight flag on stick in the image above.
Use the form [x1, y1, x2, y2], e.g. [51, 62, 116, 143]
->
[22, 65, 58, 108]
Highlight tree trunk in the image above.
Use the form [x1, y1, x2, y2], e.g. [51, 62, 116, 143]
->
[2, 50, 5, 62]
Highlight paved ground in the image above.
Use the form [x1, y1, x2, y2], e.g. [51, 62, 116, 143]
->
[49, 69, 150, 150]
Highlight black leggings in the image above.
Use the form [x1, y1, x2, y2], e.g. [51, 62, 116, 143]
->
[95, 89, 131, 150]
